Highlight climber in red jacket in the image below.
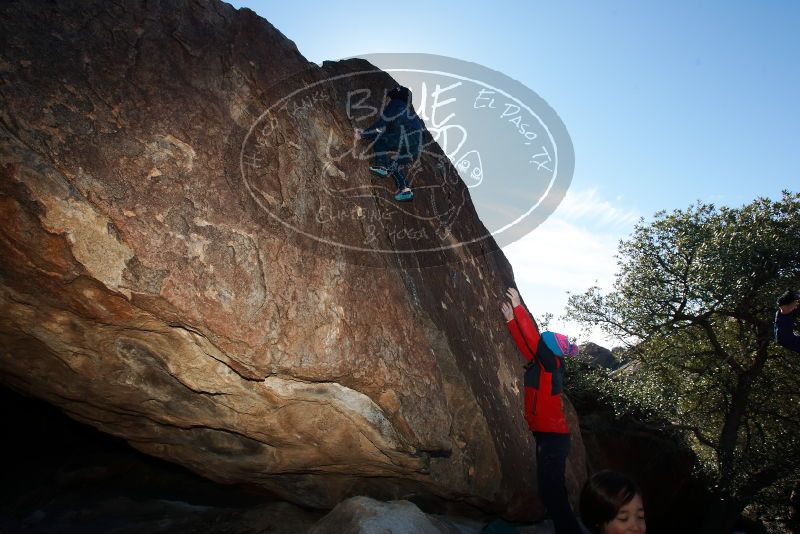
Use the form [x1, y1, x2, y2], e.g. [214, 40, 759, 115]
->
[501, 287, 583, 534]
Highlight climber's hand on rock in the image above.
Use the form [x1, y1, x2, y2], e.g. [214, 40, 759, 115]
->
[354, 127, 363, 138]
[506, 288, 521, 307]
[500, 302, 514, 321]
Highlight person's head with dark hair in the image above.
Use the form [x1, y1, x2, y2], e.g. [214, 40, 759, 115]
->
[777, 290, 800, 313]
[386, 85, 411, 104]
[580, 470, 646, 534]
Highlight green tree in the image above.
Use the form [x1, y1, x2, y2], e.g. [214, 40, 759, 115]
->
[567, 192, 800, 532]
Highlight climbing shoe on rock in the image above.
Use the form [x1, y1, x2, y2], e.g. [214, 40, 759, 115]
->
[369, 165, 389, 177]
[394, 189, 414, 202]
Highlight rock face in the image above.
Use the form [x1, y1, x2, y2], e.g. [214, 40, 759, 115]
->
[578, 342, 618, 369]
[309, 496, 450, 534]
[579, 413, 713, 533]
[0, 0, 585, 519]
[0, 386, 325, 533]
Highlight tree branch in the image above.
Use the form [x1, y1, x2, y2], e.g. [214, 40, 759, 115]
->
[696, 317, 744, 373]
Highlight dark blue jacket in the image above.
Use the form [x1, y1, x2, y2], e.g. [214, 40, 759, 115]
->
[361, 99, 424, 140]
[775, 309, 800, 353]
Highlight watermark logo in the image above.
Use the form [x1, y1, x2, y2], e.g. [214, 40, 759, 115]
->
[240, 53, 574, 266]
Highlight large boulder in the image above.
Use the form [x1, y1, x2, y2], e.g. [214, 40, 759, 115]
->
[577, 342, 618, 369]
[309, 496, 451, 534]
[0, 0, 585, 519]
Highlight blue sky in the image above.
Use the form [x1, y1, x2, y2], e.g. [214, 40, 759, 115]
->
[227, 0, 799, 343]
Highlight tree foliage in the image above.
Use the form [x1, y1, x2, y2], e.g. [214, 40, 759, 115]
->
[567, 192, 800, 529]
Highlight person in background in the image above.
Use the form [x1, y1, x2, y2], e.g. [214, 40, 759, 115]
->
[580, 470, 646, 534]
[775, 289, 800, 354]
[500, 287, 583, 534]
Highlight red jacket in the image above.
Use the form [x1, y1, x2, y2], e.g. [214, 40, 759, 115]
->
[507, 305, 569, 434]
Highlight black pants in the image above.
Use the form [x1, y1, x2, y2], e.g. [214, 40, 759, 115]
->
[533, 431, 583, 534]
[371, 129, 422, 190]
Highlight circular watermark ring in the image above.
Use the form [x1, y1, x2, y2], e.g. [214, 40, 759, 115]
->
[239, 53, 574, 265]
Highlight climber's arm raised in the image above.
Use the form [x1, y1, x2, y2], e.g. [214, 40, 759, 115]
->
[507, 288, 541, 352]
[502, 301, 534, 362]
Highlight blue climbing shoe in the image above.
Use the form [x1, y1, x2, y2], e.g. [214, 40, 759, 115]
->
[394, 189, 414, 202]
[369, 165, 389, 177]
